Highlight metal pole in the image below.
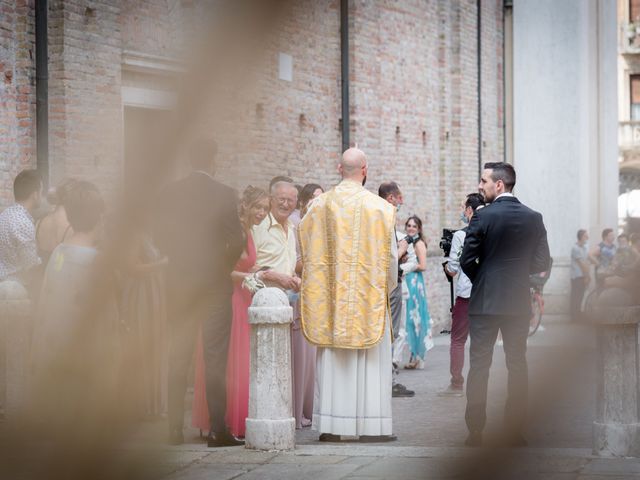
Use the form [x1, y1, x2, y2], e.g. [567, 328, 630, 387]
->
[35, 0, 49, 189]
[340, 0, 350, 153]
[477, 0, 482, 180]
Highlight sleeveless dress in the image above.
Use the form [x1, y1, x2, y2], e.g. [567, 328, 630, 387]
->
[120, 236, 168, 417]
[402, 242, 434, 368]
[191, 233, 256, 436]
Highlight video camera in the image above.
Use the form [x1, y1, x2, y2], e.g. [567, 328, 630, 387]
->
[439, 228, 458, 258]
[439, 228, 458, 313]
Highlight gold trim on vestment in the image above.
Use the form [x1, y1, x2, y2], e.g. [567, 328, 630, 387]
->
[299, 181, 395, 349]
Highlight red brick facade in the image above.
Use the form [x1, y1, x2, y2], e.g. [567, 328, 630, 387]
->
[0, 0, 504, 328]
[0, 0, 36, 206]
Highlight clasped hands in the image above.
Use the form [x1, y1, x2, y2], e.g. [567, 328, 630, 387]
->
[254, 266, 301, 292]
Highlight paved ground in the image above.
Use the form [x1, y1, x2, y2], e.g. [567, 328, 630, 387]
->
[149, 444, 640, 480]
[7, 319, 640, 479]
[125, 319, 640, 479]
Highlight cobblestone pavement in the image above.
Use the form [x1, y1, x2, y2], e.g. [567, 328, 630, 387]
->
[7, 320, 638, 479]
[139, 320, 640, 479]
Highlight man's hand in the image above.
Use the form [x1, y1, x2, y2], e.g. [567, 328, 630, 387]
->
[292, 276, 302, 292]
[398, 239, 409, 259]
[444, 261, 457, 278]
[262, 270, 298, 290]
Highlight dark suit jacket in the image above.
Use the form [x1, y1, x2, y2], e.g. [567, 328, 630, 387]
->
[460, 195, 551, 317]
[155, 171, 244, 303]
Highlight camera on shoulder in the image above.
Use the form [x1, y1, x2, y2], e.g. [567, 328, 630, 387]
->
[439, 228, 459, 312]
[439, 228, 458, 258]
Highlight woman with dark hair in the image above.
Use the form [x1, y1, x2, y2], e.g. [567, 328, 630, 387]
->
[400, 215, 433, 369]
[35, 178, 77, 265]
[191, 185, 270, 439]
[298, 183, 323, 217]
[292, 182, 323, 428]
[31, 181, 119, 428]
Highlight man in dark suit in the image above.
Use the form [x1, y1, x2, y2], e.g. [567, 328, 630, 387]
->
[460, 162, 551, 447]
[155, 139, 244, 447]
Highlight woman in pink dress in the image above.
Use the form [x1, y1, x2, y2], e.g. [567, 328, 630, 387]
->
[192, 186, 270, 438]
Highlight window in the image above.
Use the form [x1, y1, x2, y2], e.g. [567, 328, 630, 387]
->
[631, 75, 640, 121]
[631, 0, 640, 23]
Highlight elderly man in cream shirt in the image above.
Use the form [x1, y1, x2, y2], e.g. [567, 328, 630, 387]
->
[252, 180, 301, 293]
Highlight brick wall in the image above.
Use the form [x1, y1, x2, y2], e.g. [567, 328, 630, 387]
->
[47, 0, 124, 199]
[210, 0, 343, 191]
[347, 0, 504, 330]
[121, 0, 185, 58]
[214, 0, 504, 330]
[0, 0, 505, 329]
[0, 0, 36, 207]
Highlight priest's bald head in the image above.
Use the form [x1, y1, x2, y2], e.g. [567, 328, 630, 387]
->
[338, 147, 368, 185]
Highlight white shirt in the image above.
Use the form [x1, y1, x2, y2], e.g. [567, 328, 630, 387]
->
[252, 213, 297, 276]
[0, 204, 41, 281]
[495, 192, 514, 200]
[446, 229, 472, 299]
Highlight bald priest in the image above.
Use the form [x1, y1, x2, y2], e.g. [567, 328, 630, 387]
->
[298, 147, 398, 443]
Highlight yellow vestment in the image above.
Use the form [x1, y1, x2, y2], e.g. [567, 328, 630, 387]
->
[298, 179, 396, 349]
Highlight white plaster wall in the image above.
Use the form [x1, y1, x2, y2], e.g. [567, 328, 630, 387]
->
[598, 0, 620, 232]
[513, 0, 618, 312]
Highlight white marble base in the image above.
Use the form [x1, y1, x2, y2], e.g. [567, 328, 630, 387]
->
[593, 422, 640, 457]
[246, 288, 295, 451]
[245, 418, 296, 451]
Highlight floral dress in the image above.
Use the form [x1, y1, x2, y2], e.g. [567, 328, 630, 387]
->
[402, 242, 434, 368]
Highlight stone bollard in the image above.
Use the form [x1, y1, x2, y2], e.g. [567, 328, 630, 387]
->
[245, 287, 296, 451]
[592, 301, 640, 457]
[0, 280, 32, 421]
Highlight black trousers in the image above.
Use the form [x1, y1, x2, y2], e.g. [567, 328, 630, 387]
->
[167, 286, 232, 434]
[570, 277, 587, 322]
[465, 314, 529, 435]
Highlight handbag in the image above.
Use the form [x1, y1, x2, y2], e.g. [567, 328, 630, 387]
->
[242, 272, 266, 294]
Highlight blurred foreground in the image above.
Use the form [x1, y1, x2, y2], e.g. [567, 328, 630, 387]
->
[2, 320, 623, 480]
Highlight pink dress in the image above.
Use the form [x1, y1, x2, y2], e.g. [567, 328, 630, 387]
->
[191, 234, 257, 436]
[191, 330, 210, 432]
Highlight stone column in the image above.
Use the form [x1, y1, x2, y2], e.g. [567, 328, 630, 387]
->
[593, 303, 640, 457]
[0, 280, 32, 421]
[245, 287, 295, 451]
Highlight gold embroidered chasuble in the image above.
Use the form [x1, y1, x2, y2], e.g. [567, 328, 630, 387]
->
[298, 179, 396, 349]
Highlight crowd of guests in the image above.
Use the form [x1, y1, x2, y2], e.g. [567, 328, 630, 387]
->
[570, 227, 640, 319]
[0, 142, 567, 448]
[0, 140, 438, 445]
[10, 141, 636, 448]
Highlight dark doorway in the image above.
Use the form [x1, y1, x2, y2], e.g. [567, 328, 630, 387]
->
[123, 106, 172, 199]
